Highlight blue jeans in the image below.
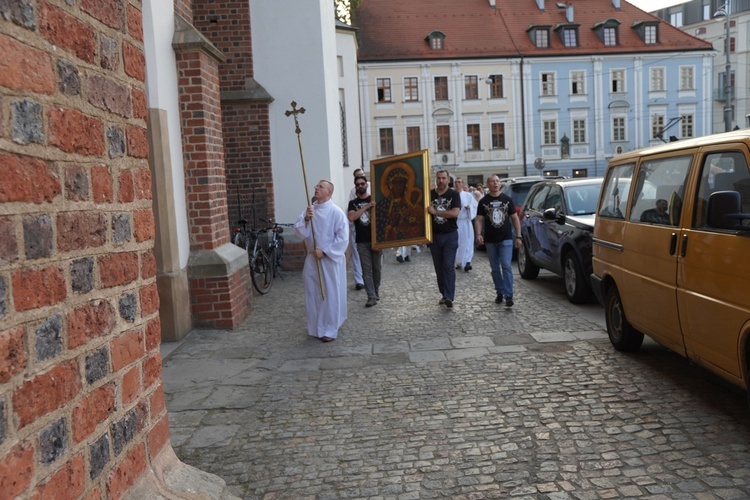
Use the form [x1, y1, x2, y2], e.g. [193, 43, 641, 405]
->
[430, 231, 459, 300]
[485, 240, 514, 299]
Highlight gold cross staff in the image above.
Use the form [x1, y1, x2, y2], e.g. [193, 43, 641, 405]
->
[285, 101, 325, 299]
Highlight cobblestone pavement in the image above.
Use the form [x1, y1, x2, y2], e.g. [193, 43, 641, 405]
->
[162, 247, 750, 499]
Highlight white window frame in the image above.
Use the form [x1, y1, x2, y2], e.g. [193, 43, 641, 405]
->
[403, 76, 419, 102]
[612, 116, 626, 142]
[603, 27, 617, 46]
[611, 69, 625, 93]
[651, 114, 665, 140]
[681, 114, 694, 138]
[570, 71, 585, 95]
[562, 28, 577, 47]
[543, 120, 557, 145]
[572, 119, 586, 144]
[376, 78, 392, 103]
[644, 25, 657, 44]
[650, 67, 665, 92]
[541, 72, 556, 96]
[680, 66, 695, 90]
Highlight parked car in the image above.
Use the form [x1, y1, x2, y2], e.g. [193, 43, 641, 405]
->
[517, 177, 603, 303]
[592, 130, 750, 404]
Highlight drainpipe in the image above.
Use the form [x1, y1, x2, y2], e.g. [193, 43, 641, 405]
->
[520, 58, 528, 176]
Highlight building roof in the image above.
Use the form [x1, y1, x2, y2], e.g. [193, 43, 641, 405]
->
[353, 0, 713, 62]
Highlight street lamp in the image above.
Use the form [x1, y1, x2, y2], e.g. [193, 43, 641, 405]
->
[714, 0, 733, 132]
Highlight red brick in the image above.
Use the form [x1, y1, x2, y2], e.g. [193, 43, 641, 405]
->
[149, 383, 166, 418]
[92, 165, 113, 203]
[141, 250, 156, 279]
[106, 443, 146, 500]
[133, 167, 151, 199]
[98, 252, 139, 288]
[48, 107, 105, 156]
[110, 327, 144, 371]
[13, 361, 81, 428]
[81, 0, 124, 30]
[142, 353, 161, 389]
[0, 327, 27, 384]
[86, 75, 131, 117]
[0, 216, 19, 262]
[12, 266, 66, 312]
[0, 443, 35, 498]
[56, 212, 107, 252]
[127, 4, 143, 42]
[31, 454, 85, 500]
[68, 300, 115, 349]
[121, 365, 140, 405]
[133, 209, 155, 243]
[39, 2, 96, 64]
[131, 88, 147, 120]
[138, 283, 159, 316]
[126, 125, 148, 159]
[144, 317, 161, 351]
[148, 413, 169, 459]
[0, 152, 61, 203]
[0, 34, 55, 94]
[83, 488, 102, 500]
[72, 384, 116, 443]
[118, 170, 134, 203]
[122, 41, 145, 82]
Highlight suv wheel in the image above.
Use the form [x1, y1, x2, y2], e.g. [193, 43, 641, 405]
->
[563, 252, 593, 304]
[517, 241, 539, 279]
[605, 286, 644, 351]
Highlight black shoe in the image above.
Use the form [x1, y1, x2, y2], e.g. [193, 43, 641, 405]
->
[396, 256, 404, 263]
[495, 294, 503, 304]
[505, 298, 514, 307]
[464, 263, 472, 272]
[366, 298, 377, 307]
[439, 297, 446, 305]
[445, 299, 453, 308]
[404, 256, 410, 262]
[355, 283, 365, 290]
[455, 264, 462, 270]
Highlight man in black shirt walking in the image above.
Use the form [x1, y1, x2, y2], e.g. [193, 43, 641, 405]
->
[474, 174, 522, 307]
[427, 170, 461, 308]
[348, 175, 381, 307]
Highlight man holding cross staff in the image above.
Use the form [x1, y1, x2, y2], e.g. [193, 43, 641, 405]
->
[288, 102, 349, 343]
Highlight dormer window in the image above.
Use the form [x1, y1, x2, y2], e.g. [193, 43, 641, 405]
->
[632, 21, 659, 45]
[555, 24, 579, 47]
[593, 19, 620, 46]
[527, 25, 551, 48]
[425, 30, 445, 50]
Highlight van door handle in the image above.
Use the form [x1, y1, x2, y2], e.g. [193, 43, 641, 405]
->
[669, 233, 677, 255]
[681, 234, 688, 257]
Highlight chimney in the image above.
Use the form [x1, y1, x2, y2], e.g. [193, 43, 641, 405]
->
[536, 0, 545, 11]
[566, 5, 574, 22]
[613, 0, 621, 9]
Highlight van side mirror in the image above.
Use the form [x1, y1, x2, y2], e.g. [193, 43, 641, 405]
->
[707, 191, 750, 230]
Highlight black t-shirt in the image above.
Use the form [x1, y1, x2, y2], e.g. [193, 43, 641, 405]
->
[430, 188, 461, 234]
[477, 193, 516, 242]
[347, 196, 372, 243]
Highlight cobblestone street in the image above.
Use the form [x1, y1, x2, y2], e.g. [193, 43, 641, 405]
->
[162, 248, 750, 499]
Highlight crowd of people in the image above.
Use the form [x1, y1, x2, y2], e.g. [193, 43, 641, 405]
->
[294, 169, 520, 342]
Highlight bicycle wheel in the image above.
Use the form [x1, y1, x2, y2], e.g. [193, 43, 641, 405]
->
[277, 236, 285, 266]
[268, 245, 279, 278]
[250, 250, 272, 294]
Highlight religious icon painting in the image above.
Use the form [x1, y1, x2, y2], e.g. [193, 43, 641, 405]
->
[370, 149, 432, 250]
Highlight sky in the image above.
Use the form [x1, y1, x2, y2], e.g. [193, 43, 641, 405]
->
[627, 0, 688, 13]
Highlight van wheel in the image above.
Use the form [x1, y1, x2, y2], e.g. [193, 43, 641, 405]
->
[518, 242, 539, 279]
[605, 286, 643, 351]
[563, 252, 592, 304]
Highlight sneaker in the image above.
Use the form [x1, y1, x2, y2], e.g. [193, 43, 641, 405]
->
[464, 263, 472, 272]
[439, 297, 446, 305]
[404, 256, 410, 262]
[495, 294, 503, 304]
[355, 283, 365, 290]
[505, 297, 514, 307]
[366, 298, 377, 307]
[445, 299, 453, 308]
[396, 255, 404, 263]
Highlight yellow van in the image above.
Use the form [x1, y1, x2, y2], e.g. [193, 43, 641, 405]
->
[591, 130, 750, 401]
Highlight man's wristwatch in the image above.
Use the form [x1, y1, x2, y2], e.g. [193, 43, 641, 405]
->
[516, 236, 522, 240]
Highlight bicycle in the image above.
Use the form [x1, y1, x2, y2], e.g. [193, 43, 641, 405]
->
[233, 219, 273, 294]
[259, 218, 287, 280]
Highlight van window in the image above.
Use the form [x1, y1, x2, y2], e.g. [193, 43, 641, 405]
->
[694, 151, 750, 228]
[598, 163, 634, 219]
[630, 155, 691, 226]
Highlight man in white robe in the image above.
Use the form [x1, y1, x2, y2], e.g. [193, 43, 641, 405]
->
[453, 177, 478, 271]
[294, 179, 349, 342]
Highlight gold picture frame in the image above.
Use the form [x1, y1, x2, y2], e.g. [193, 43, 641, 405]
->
[370, 150, 432, 250]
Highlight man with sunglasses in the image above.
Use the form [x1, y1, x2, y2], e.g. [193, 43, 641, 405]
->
[348, 175, 381, 307]
[347, 168, 368, 291]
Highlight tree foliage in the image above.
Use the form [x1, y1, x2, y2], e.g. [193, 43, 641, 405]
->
[334, 0, 362, 25]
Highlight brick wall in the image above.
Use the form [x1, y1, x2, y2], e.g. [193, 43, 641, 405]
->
[0, 1, 171, 497]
